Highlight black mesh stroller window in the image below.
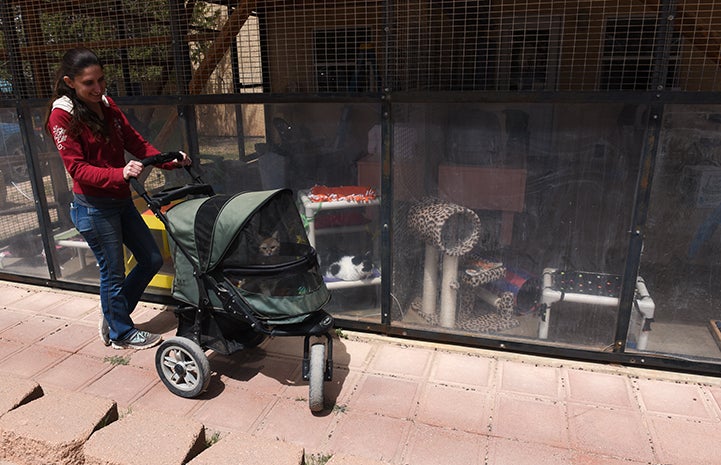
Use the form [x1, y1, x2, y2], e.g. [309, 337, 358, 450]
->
[221, 191, 324, 299]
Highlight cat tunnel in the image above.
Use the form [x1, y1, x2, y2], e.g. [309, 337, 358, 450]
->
[409, 198, 481, 327]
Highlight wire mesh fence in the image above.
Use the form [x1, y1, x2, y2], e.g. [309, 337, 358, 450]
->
[1, 0, 721, 98]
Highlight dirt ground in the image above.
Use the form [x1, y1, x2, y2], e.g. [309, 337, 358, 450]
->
[198, 136, 264, 159]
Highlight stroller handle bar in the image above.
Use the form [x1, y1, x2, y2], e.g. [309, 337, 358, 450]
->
[130, 151, 215, 210]
[150, 184, 215, 207]
[140, 151, 184, 167]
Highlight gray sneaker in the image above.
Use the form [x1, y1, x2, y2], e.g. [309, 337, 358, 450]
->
[111, 330, 161, 350]
[99, 317, 110, 346]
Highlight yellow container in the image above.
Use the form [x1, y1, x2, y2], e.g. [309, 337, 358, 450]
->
[124, 208, 174, 290]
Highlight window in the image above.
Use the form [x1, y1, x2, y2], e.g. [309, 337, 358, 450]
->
[497, 17, 561, 91]
[600, 16, 681, 91]
[509, 29, 553, 91]
[313, 27, 377, 92]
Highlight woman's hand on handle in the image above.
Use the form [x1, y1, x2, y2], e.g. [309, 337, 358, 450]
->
[175, 151, 192, 168]
[123, 160, 144, 180]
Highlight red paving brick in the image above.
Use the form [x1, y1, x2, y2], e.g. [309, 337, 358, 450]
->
[0, 310, 25, 333]
[568, 452, 649, 465]
[1, 281, 721, 464]
[130, 380, 205, 417]
[0, 340, 23, 362]
[404, 423, 486, 465]
[76, 336, 119, 359]
[126, 344, 159, 371]
[492, 393, 569, 448]
[566, 369, 634, 408]
[635, 377, 715, 419]
[332, 338, 374, 369]
[351, 374, 420, 419]
[328, 411, 410, 463]
[226, 356, 300, 396]
[647, 415, 721, 465]
[487, 437, 572, 465]
[35, 322, 97, 352]
[6, 291, 68, 313]
[0, 315, 66, 344]
[34, 354, 110, 391]
[429, 350, 494, 387]
[256, 397, 337, 450]
[0, 345, 69, 378]
[416, 383, 490, 434]
[709, 385, 721, 412]
[191, 381, 276, 432]
[42, 296, 98, 319]
[498, 359, 563, 398]
[567, 404, 653, 463]
[0, 285, 38, 306]
[82, 364, 158, 407]
[367, 344, 432, 378]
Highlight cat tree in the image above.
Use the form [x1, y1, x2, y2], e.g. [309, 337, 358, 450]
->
[409, 198, 480, 327]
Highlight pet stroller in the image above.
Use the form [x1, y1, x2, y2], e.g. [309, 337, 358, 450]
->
[130, 153, 334, 412]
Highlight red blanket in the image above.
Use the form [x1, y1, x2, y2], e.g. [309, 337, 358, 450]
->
[309, 185, 377, 203]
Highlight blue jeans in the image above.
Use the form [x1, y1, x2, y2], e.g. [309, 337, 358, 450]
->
[70, 199, 163, 341]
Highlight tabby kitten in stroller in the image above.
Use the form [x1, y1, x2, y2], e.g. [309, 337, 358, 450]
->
[257, 231, 281, 256]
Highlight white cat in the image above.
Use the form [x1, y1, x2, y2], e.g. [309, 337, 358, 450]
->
[324, 252, 375, 281]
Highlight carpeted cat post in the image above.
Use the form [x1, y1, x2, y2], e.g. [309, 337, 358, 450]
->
[409, 198, 480, 328]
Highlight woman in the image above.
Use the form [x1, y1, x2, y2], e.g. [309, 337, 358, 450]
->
[46, 48, 191, 349]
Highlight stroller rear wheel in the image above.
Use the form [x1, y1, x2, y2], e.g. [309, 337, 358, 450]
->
[308, 343, 326, 412]
[155, 337, 210, 398]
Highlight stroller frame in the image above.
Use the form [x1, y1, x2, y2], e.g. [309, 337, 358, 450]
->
[129, 153, 334, 411]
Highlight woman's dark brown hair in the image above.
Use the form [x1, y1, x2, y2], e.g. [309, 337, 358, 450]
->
[45, 48, 107, 139]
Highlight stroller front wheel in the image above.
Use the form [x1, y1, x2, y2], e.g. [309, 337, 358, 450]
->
[308, 343, 326, 412]
[155, 337, 210, 398]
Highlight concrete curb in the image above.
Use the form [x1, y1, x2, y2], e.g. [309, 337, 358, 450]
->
[187, 431, 304, 465]
[0, 376, 42, 418]
[326, 454, 392, 465]
[0, 389, 117, 465]
[0, 378, 385, 465]
[82, 408, 205, 465]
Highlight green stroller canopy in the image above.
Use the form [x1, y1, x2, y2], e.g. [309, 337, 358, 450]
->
[165, 189, 287, 273]
[165, 189, 330, 323]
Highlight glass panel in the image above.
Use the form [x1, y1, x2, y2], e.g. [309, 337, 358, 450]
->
[0, 106, 50, 278]
[266, 103, 382, 322]
[392, 102, 643, 351]
[47, 100, 383, 319]
[194, 104, 267, 194]
[636, 105, 721, 364]
[46, 103, 186, 291]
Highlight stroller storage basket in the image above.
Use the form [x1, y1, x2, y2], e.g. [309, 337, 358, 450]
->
[175, 304, 263, 355]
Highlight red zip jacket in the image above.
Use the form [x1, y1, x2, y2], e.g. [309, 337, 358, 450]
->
[47, 95, 173, 199]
